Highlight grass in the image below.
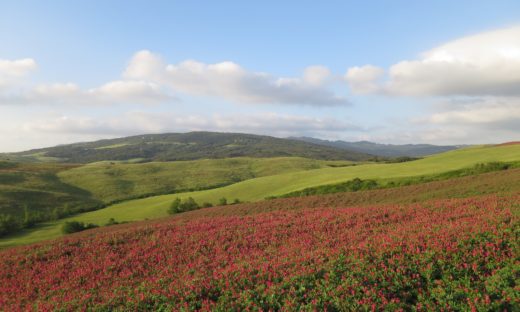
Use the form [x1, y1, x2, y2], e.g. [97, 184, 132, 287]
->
[58, 157, 354, 203]
[1, 144, 519, 248]
[0, 162, 102, 218]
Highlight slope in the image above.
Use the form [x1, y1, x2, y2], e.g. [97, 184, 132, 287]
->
[1, 144, 519, 248]
[57, 157, 353, 203]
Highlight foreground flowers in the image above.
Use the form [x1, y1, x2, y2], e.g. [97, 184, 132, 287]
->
[0, 194, 518, 310]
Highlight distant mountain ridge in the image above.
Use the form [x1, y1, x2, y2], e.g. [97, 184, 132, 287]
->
[6, 132, 374, 163]
[290, 137, 461, 157]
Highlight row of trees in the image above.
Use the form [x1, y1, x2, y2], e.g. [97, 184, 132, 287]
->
[0, 205, 80, 237]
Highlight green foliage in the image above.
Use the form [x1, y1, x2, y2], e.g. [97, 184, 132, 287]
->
[219, 198, 228, 206]
[105, 218, 119, 226]
[167, 197, 200, 214]
[274, 178, 379, 198]
[386, 156, 421, 163]
[61, 221, 98, 234]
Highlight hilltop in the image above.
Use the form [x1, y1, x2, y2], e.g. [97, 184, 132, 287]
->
[5, 132, 374, 163]
[291, 137, 460, 157]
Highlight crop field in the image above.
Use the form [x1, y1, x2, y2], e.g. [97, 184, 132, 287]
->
[1, 193, 517, 310]
[58, 157, 353, 203]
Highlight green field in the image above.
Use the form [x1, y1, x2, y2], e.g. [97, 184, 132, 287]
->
[58, 157, 354, 203]
[0, 162, 103, 218]
[1, 144, 519, 248]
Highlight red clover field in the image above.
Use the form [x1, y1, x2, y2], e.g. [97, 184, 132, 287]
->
[1, 193, 518, 310]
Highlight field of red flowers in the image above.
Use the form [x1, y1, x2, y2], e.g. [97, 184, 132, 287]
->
[0, 193, 518, 311]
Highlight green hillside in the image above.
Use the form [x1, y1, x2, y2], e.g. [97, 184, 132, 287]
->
[8, 132, 373, 163]
[0, 162, 103, 220]
[2, 144, 519, 248]
[58, 157, 353, 203]
[93, 144, 520, 209]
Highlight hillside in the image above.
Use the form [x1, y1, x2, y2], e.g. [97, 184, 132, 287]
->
[1, 178, 518, 309]
[292, 136, 460, 157]
[2, 144, 519, 248]
[57, 157, 353, 203]
[85, 144, 520, 215]
[6, 132, 373, 163]
[0, 162, 103, 220]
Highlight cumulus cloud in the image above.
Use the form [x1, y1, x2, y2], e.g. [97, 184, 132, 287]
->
[124, 50, 347, 106]
[0, 58, 37, 88]
[346, 26, 520, 96]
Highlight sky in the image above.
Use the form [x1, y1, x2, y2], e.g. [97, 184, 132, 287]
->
[1, 0, 520, 152]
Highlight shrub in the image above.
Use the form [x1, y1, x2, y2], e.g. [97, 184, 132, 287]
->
[105, 218, 119, 226]
[61, 221, 98, 234]
[167, 197, 200, 214]
[168, 198, 182, 215]
[219, 198, 228, 206]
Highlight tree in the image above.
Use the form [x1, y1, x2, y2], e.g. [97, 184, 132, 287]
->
[168, 198, 182, 215]
[61, 221, 98, 234]
[219, 197, 228, 206]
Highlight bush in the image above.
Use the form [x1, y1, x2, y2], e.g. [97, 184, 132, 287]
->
[105, 218, 119, 226]
[202, 202, 213, 208]
[167, 197, 200, 214]
[61, 221, 98, 234]
[219, 198, 228, 206]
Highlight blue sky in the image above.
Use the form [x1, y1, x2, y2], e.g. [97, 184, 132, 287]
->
[1, 0, 519, 151]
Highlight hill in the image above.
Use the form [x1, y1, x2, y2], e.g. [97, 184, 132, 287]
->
[291, 136, 460, 157]
[0, 162, 103, 221]
[2, 144, 519, 248]
[57, 157, 353, 204]
[86, 144, 520, 215]
[6, 132, 373, 163]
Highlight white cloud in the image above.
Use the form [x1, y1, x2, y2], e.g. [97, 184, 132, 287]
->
[89, 80, 172, 104]
[0, 58, 37, 88]
[345, 65, 384, 94]
[303, 65, 332, 86]
[346, 26, 520, 96]
[428, 98, 520, 131]
[124, 50, 347, 106]
[22, 112, 361, 139]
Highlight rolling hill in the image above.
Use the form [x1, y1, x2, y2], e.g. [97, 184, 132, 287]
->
[6, 132, 374, 163]
[57, 157, 353, 204]
[2, 143, 519, 248]
[291, 136, 461, 157]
